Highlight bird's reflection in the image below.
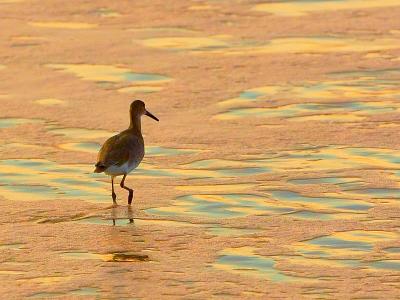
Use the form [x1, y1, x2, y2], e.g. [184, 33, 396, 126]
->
[110, 205, 134, 226]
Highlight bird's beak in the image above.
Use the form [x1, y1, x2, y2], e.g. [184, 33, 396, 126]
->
[145, 110, 159, 122]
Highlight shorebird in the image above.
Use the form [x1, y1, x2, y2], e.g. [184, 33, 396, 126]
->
[94, 100, 159, 205]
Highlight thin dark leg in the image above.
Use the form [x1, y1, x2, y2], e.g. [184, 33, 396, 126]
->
[120, 174, 134, 205]
[111, 177, 117, 205]
[128, 205, 134, 224]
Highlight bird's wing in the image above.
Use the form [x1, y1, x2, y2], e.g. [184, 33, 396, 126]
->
[96, 131, 143, 168]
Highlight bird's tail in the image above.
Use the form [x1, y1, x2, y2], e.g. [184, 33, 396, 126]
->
[94, 162, 106, 173]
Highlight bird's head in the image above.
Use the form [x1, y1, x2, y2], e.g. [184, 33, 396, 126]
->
[130, 100, 159, 121]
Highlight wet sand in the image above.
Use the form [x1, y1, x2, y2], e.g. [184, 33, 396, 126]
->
[0, 0, 400, 298]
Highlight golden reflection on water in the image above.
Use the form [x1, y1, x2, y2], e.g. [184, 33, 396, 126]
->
[74, 216, 202, 228]
[47, 64, 131, 82]
[28, 22, 97, 29]
[182, 146, 400, 175]
[0, 143, 54, 153]
[249, 146, 400, 172]
[214, 247, 303, 282]
[146, 194, 294, 218]
[0, 270, 26, 275]
[216, 101, 400, 121]
[58, 142, 100, 153]
[34, 98, 66, 106]
[219, 77, 400, 106]
[253, 0, 400, 16]
[47, 126, 114, 139]
[0, 118, 43, 128]
[137, 35, 400, 55]
[137, 36, 230, 50]
[17, 276, 71, 285]
[0, 159, 108, 202]
[45, 64, 171, 91]
[216, 230, 400, 280]
[118, 85, 163, 94]
[143, 144, 400, 219]
[215, 69, 400, 121]
[218, 37, 400, 55]
[294, 230, 399, 257]
[264, 190, 372, 215]
[175, 183, 254, 192]
[58, 141, 199, 157]
[129, 27, 199, 37]
[188, 5, 216, 11]
[287, 230, 400, 272]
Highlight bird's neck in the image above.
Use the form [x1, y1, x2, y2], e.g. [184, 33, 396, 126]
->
[129, 112, 142, 136]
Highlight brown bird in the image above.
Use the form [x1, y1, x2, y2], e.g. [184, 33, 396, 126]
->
[94, 100, 159, 205]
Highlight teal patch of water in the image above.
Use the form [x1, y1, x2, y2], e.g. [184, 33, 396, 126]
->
[288, 211, 335, 220]
[216, 250, 296, 282]
[348, 148, 400, 164]
[182, 159, 270, 176]
[74, 217, 131, 226]
[268, 190, 372, 212]
[61, 142, 100, 153]
[69, 287, 100, 296]
[384, 247, 400, 253]
[329, 68, 400, 79]
[308, 236, 373, 252]
[146, 146, 197, 156]
[28, 292, 63, 299]
[0, 118, 42, 128]
[349, 188, 400, 199]
[368, 260, 400, 271]
[0, 159, 108, 202]
[239, 90, 265, 100]
[124, 73, 169, 82]
[146, 194, 294, 218]
[288, 176, 364, 191]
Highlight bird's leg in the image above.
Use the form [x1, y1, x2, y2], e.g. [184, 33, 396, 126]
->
[120, 174, 134, 205]
[127, 205, 134, 224]
[111, 177, 117, 205]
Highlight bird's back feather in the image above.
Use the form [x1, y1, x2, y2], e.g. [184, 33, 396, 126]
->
[94, 129, 144, 174]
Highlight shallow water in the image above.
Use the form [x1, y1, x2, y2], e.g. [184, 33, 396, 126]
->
[34, 98, 66, 106]
[214, 247, 303, 282]
[289, 230, 400, 272]
[216, 230, 400, 280]
[216, 68, 400, 121]
[252, 0, 400, 16]
[46, 64, 170, 83]
[0, 118, 43, 128]
[137, 35, 400, 56]
[46, 64, 171, 93]
[2, 1, 400, 298]
[28, 22, 97, 29]
[0, 159, 108, 202]
[266, 190, 372, 213]
[146, 193, 294, 218]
